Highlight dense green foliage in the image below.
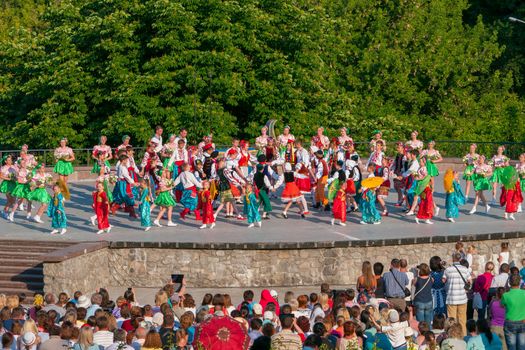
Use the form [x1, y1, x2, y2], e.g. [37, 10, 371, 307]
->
[0, 0, 524, 149]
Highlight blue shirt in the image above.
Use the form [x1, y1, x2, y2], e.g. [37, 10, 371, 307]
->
[383, 268, 409, 298]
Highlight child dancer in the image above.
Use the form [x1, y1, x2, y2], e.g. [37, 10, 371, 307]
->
[214, 159, 244, 219]
[200, 180, 216, 229]
[490, 146, 510, 204]
[327, 160, 346, 205]
[516, 153, 525, 213]
[344, 157, 360, 210]
[444, 169, 466, 223]
[421, 141, 442, 180]
[174, 163, 203, 220]
[281, 163, 308, 218]
[53, 138, 75, 193]
[406, 155, 428, 216]
[9, 159, 32, 222]
[405, 131, 424, 153]
[111, 154, 138, 218]
[313, 150, 329, 210]
[391, 142, 407, 207]
[243, 183, 261, 228]
[27, 164, 53, 223]
[366, 140, 385, 171]
[462, 143, 479, 199]
[359, 178, 382, 225]
[138, 178, 152, 231]
[470, 155, 492, 214]
[47, 183, 67, 235]
[376, 157, 391, 216]
[331, 182, 347, 226]
[500, 166, 522, 221]
[160, 134, 177, 175]
[415, 172, 434, 225]
[253, 164, 281, 219]
[0, 155, 17, 219]
[92, 182, 111, 234]
[153, 170, 177, 227]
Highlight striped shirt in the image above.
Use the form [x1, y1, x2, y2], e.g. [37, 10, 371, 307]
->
[271, 329, 302, 350]
[443, 263, 469, 305]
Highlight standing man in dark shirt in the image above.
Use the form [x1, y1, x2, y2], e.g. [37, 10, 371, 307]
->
[392, 142, 407, 207]
[383, 258, 410, 311]
[373, 262, 386, 299]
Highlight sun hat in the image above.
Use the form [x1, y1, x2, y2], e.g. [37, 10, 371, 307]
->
[389, 309, 400, 323]
[152, 313, 164, 327]
[21, 332, 36, 346]
[252, 303, 263, 315]
[263, 311, 274, 320]
[77, 295, 91, 309]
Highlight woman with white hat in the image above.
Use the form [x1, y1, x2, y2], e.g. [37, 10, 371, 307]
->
[20, 330, 39, 350]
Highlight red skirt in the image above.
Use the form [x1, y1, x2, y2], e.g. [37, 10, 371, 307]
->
[295, 177, 311, 194]
[230, 183, 241, 198]
[332, 196, 346, 222]
[345, 179, 356, 196]
[202, 201, 215, 224]
[500, 182, 523, 213]
[281, 182, 302, 202]
[416, 186, 434, 219]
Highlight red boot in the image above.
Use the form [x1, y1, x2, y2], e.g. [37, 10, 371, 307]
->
[180, 208, 190, 220]
[110, 203, 120, 215]
[128, 205, 138, 219]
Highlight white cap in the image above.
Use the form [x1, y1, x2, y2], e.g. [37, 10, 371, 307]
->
[270, 290, 278, 298]
[252, 303, 263, 315]
[263, 311, 274, 320]
[76, 295, 91, 308]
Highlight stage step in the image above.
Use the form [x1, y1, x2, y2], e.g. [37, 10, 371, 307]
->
[0, 240, 75, 298]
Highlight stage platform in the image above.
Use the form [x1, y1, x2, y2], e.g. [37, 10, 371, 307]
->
[0, 173, 523, 248]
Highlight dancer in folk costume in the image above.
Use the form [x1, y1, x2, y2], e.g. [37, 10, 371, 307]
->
[18, 145, 37, 176]
[243, 183, 262, 228]
[174, 128, 188, 149]
[328, 138, 344, 175]
[331, 182, 347, 226]
[313, 150, 330, 210]
[344, 156, 361, 210]
[277, 125, 295, 147]
[444, 169, 466, 223]
[280, 162, 309, 218]
[92, 181, 111, 234]
[283, 139, 296, 165]
[401, 150, 420, 214]
[174, 163, 203, 220]
[47, 183, 67, 235]
[213, 159, 244, 220]
[311, 127, 330, 156]
[338, 127, 353, 146]
[469, 155, 492, 215]
[359, 177, 383, 225]
[421, 140, 442, 184]
[167, 138, 188, 181]
[516, 153, 525, 213]
[160, 134, 177, 175]
[53, 138, 75, 200]
[239, 140, 257, 178]
[9, 158, 32, 222]
[391, 142, 407, 207]
[499, 166, 523, 221]
[414, 163, 434, 225]
[116, 135, 132, 156]
[294, 140, 312, 196]
[490, 145, 510, 204]
[111, 154, 138, 218]
[405, 131, 424, 153]
[225, 149, 246, 202]
[369, 130, 386, 152]
[264, 137, 278, 164]
[199, 180, 216, 229]
[138, 178, 152, 231]
[366, 140, 385, 170]
[375, 157, 391, 216]
[462, 143, 480, 199]
[327, 160, 346, 205]
[27, 164, 53, 224]
[150, 125, 164, 153]
[91, 135, 112, 175]
[197, 134, 215, 158]
[255, 126, 270, 150]
[153, 170, 177, 227]
[253, 164, 282, 220]
[0, 155, 18, 219]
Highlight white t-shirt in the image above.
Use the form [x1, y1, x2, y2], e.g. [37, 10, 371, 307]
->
[381, 321, 409, 348]
[405, 271, 414, 301]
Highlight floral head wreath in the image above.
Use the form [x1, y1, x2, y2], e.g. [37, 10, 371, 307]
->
[60, 137, 68, 143]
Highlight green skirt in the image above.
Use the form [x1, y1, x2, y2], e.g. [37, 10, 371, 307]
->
[491, 167, 504, 184]
[11, 183, 31, 199]
[154, 191, 176, 207]
[521, 178, 525, 192]
[0, 180, 16, 194]
[54, 160, 74, 176]
[91, 160, 110, 174]
[162, 158, 174, 172]
[473, 175, 491, 192]
[426, 161, 439, 177]
[463, 165, 475, 181]
[27, 187, 52, 204]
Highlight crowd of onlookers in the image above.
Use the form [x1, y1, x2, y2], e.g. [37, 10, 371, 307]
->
[1, 242, 525, 350]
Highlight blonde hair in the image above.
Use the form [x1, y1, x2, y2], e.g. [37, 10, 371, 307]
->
[6, 295, 19, 310]
[77, 327, 95, 349]
[21, 319, 38, 336]
[106, 314, 118, 331]
[0, 294, 6, 309]
[155, 290, 168, 306]
[466, 245, 476, 254]
[319, 293, 329, 310]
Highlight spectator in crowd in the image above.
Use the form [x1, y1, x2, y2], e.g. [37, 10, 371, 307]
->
[251, 322, 275, 350]
[466, 319, 503, 350]
[106, 329, 134, 350]
[336, 321, 361, 350]
[383, 259, 410, 311]
[373, 262, 386, 299]
[39, 325, 69, 350]
[270, 314, 302, 350]
[42, 293, 66, 319]
[159, 312, 176, 348]
[87, 294, 103, 318]
[441, 322, 467, 350]
[474, 262, 495, 320]
[501, 274, 525, 350]
[93, 315, 114, 348]
[413, 263, 434, 326]
[357, 261, 377, 305]
[443, 252, 471, 335]
[131, 326, 147, 350]
[73, 326, 102, 350]
[141, 329, 163, 350]
[489, 287, 507, 350]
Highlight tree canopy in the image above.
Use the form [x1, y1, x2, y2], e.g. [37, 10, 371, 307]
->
[0, 0, 524, 149]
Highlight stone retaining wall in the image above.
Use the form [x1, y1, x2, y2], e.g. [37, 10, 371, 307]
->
[43, 235, 525, 295]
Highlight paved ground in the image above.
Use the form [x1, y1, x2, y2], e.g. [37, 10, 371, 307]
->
[0, 173, 522, 244]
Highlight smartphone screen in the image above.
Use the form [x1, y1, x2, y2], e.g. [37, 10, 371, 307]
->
[171, 274, 184, 292]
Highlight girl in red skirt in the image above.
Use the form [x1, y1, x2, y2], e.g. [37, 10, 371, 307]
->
[416, 178, 434, 224]
[331, 182, 347, 226]
[281, 163, 309, 218]
[200, 180, 216, 229]
[93, 182, 111, 234]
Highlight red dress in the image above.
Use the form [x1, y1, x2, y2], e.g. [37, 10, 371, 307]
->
[332, 189, 347, 222]
[416, 186, 434, 220]
[201, 190, 215, 224]
[500, 181, 523, 214]
[93, 191, 110, 230]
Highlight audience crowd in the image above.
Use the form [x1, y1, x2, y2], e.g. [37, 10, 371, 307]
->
[1, 242, 525, 350]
